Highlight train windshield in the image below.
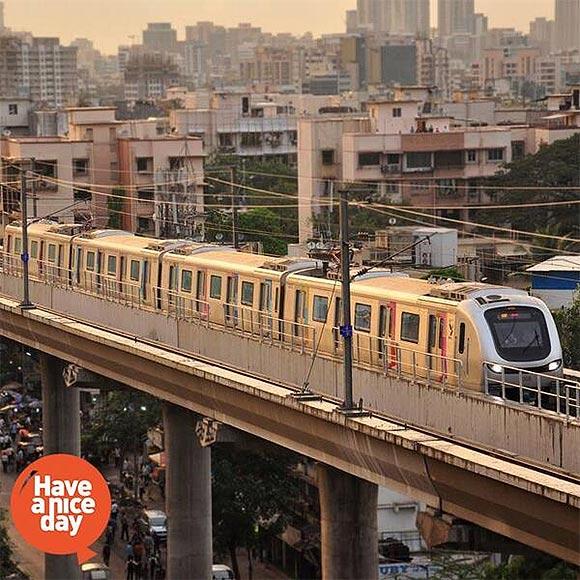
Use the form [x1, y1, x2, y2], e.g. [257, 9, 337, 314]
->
[484, 306, 551, 362]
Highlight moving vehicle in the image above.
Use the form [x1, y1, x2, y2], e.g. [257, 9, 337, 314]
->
[140, 509, 167, 543]
[212, 564, 235, 579]
[2, 221, 563, 392]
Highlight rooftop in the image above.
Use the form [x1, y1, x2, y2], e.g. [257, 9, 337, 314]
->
[527, 256, 580, 272]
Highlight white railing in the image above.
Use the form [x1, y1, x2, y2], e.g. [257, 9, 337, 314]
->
[484, 363, 580, 420]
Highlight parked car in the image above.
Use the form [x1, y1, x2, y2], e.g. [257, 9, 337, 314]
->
[212, 564, 235, 579]
[140, 509, 167, 543]
[80, 563, 111, 580]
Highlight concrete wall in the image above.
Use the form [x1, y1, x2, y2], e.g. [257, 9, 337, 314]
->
[1, 273, 578, 474]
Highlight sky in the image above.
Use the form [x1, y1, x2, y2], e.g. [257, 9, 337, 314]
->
[5, 0, 554, 54]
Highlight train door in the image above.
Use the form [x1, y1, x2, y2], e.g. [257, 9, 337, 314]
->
[168, 265, 178, 311]
[259, 280, 273, 334]
[119, 256, 125, 298]
[39, 241, 45, 277]
[196, 270, 208, 318]
[57, 244, 64, 280]
[333, 297, 342, 353]
[141, 259, 150, 303]
[96, 250, 103, 291]
[294, 289, 307, 339]
[427, 312, 448, 383]
[225, 275, 238, 325]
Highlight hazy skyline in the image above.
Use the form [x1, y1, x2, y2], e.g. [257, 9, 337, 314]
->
[6, 0, 553, 53]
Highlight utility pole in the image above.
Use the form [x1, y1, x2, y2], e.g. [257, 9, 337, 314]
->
[19, 169, 34, 310]
[230, 166, 239, 249]
[339, 188, 354, 411]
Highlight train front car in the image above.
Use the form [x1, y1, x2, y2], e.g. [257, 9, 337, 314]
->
[459, 288, 563, 397]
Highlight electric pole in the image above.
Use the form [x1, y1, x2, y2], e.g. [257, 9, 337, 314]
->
[230, 166, 240, 249]
[339, 188, 354, 411]
[19, 169, 34, 310]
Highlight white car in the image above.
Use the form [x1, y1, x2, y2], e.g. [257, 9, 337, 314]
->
[212, 564, 235, 579]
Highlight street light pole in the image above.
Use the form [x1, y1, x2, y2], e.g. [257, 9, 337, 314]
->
[230, 166, 239, 249]
[19, 168, 34, 310]
[339, 188, 354, 411]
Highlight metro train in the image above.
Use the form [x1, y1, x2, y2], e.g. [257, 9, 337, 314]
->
[1, 221, 564, 392]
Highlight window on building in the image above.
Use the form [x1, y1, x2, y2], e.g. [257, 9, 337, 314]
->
[137, 189, 154, 201]
[85, 128, 93, 140]
[511, 140, 525, 161]
[240, 133, 263, 147]
[73, 158, 89, 176]
[137, 217, 153, 233]
[14, 238, 21, 255]
[30, 241, 38, 259]
[181, 270, 193, 293]
[8, 103, 18, 115]
[466, 150, 477, 163]
[241, 281, 254, 306]
[385, 153, 400, 165]
[358, 152, 381, 167]
[107, 255, 117, 276]
[487, 148, 505, 162]
[169, 157, 185, 171]
[434, 150, 463, 168]
[354, 303, 372, 332]
[321, 149, 335, 166]
[87, 251, 96, 271]
[401, 312, 420, 343]
[219, 133, 234, 148]
[210, 275, 222, 299]
[136, 157, 152, 173]
[33, 160, 57, 179]
[313, 295, 329, 322]
[130, 260, 140, 281]
[405, 152, 432, 170]
[73, 187, 91, 201]
[392, 107, 402, 118]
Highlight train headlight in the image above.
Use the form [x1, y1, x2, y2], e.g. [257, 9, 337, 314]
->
[548, 360, 562, 372]
[488, 364, 503, 374]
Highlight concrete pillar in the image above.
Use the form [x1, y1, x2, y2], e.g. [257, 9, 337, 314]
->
[40, 353, 81, 580]
[163, 402, 212, 580]
[318, 464, 378, 580]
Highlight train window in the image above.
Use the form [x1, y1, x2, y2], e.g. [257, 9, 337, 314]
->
[47, 244, 56, 263]
[30, 241, 38, 259]
[241, 281, 254, 306]
[14, 237, 22, 255]
[86, 251, 95, 271]
[401, 312, 420, 343]
[439, 318, 445, 349]
[210, 275, 222, 299]
[107, 255, 117, 276]
[354, 303, 372, 332]
[458, 323, 466, 354]
[181, 270, 193, 293]
[130, 260, 140, 281]
[313, 295, 329, 322]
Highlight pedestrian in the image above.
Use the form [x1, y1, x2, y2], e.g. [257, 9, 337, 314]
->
[109, 517, 117, 541]
[1, 450, 8, 473]
[121, 512, 130, 541]
[111, 500, 119, 520]
[105, 525, 114, 546]
[122, 458, 129, 473]
[102, 543, 111, 567]
[114, 447, 121, 468]
[16, 448, 24, 472]
[143, 533, 154, 559]
[133, 537, 145, 563]
[148, 552, 159, 580]
[126, 556, 136, 580]
[125, 542, 134, 561]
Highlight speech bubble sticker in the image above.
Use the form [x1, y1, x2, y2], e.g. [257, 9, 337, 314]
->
[10, 454, 111, 564]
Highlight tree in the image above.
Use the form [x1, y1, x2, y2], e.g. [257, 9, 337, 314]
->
[552, 291, 580, 370]
[0, 510, 21, 578]
[212, 443, 300, 580]
[482, 135, 580, 253]
[107, 187, 125, 229]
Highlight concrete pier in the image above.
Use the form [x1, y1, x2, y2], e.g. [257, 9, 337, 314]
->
[40, 353, 81, 580]
[318, 464, 378, 580]
[163, 402, 212, 579]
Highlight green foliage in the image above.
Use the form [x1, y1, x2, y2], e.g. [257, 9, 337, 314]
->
[82, 389, 161, 466]
[422, 267, 466, 282]
[107, 187, 125, 230]
[483, 135, 580, 253]
[553, 291, 580, 370]
[204, 156, 298, 254]
[211, 443, 300, 578]
[0, 509, 20, 578]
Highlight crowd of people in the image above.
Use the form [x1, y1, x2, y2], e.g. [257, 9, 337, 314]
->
[0, 409, 42, 474]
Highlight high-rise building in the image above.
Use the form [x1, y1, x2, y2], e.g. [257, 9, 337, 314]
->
[529, 17, 555, 54]
[0, 35, 78, 107]
[555, 0, 580, 51]
[0, 2, 5, 30]
[438, 0, 475, 36]
[357, 0, 378, 31]
[346, 10, 359, 34]
[142, 23, 178, 54]
[357, 0, 430, 36]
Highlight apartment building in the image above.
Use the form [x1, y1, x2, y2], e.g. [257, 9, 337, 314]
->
[0, 35, 78, 108]
[0, 107, 205, 238]
[297, 87, 580, 245]
[170, 90, 359, 164]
